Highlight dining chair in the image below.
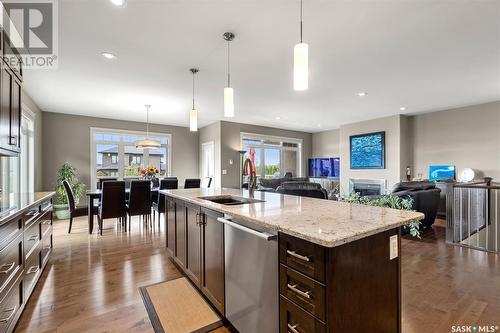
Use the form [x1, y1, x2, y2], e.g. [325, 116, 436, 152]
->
[127, 180, 152, 229]
[151, 177, 160, 188]
[63, 180, 98, 234]
[152, 178, 177, 227]
[201, 177, 212, 188]
[184, 178, 201, 189]
[98, 181, 127, 235]
[97, 177, 118, 190]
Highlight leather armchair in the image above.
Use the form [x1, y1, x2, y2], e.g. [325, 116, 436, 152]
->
[390, 181, 441, 229]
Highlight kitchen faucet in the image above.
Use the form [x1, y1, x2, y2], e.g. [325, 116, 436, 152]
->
[243, 158, 256, 196]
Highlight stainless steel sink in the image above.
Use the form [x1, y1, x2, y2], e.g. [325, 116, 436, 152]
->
[197, 195, 265, 206]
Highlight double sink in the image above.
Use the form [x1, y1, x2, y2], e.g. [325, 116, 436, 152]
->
[198, 195, 265, 206]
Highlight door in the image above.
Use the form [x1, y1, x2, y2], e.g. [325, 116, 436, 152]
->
[174, 200, 186, 269]
[201, 208, 225, 314]
[166, 197, 176, 255]
[10, 76, 21, 152]
[185, 203, 202, 287]
[201, 141, 215, 187]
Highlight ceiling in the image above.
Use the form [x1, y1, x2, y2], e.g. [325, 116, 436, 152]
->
[22, 0, 500, 132]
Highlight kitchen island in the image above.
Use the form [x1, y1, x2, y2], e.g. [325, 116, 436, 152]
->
[160, 188, 423, 333]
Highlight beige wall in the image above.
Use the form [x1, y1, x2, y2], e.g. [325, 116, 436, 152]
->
[339, 115, 407, 194]
[219, 121, 313, 188]
[411, 101, 500, 180]
[42, 112, 199, 192]
[199, 121, 221, 189]
[312, 129, 340, 158]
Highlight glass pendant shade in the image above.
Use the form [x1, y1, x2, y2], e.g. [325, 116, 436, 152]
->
[135, 104, 161, 149]
[294, 42, 309, 91]
[224, 87, 234, 117]
[190, 108, 198, 132]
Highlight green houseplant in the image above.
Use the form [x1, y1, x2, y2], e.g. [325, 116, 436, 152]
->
[54, 163, 86, 220]
[347, 192, 422, 238]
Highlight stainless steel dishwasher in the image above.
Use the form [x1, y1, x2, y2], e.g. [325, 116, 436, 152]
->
[218, 215, 279, 333]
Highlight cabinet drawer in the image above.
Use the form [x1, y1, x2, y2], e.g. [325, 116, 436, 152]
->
[24, 248, 41, 296]
[24, 220, 41, 259]
[279, 233, 325, 283]
[0, 273, 23, 333]
[280, 296, 326, 333]
[40, 211, 52, 238]
[23, 206, 42, 227]
[0, 216, 22, 251]
[0, 235, 22, 296]
[41, 234, 52, 266]
[279, 265, 325, 321]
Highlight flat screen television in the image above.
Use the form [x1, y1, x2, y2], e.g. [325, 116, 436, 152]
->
[429, 165, 455, 181]
[308, 158, 340, 178]
[350, 131, 385, 169]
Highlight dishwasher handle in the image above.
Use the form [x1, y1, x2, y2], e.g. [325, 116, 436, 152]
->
[217, 217, 276, 241]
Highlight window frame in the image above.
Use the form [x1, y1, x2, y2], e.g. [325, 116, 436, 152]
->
[240, 132, 303, 178]
[90, 127, 172, 189]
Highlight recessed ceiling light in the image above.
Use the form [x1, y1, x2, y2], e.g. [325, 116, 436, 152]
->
[110, 0, 126, 7]
[101, 52, 117, 60]
[358, 92, 367, 97]
[400, 106, 407, 111]
[275, 116, 281, 120]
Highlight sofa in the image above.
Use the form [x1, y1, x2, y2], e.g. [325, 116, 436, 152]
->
[390, 181, 441, 229]
[276, 181, 328, 200]
[257, 176, 309, 192]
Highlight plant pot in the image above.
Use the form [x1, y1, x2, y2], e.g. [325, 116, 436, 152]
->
[54, 204, 69, 220]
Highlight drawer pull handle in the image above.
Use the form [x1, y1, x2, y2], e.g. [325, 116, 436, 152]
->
[43, 220, 51, 225]
[286, 250, 310, 262]
[287, 283, 311, 299]
[0, 262, 16, 274]
[28, 235, 39, 241]
[0, 306, 17, 323]
[27, 266, 39, 274]
[26, 210, 39, 217]
[288, 323, 301, 333]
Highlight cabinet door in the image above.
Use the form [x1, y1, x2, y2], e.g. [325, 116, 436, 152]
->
[166, 198, 176, 255]
[185, 203, 202, 287]
[0, 65, 12, 152]
[10, 76, 21, 151]
[201, 208, 225, 314]
[174, 201, 186, 269]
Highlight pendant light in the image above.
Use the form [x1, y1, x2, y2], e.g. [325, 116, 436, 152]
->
[223, 32, 235, 117]
[189, 68, 199, 132]
[294, 0, 308, 91]
[135, 104, 161, 149]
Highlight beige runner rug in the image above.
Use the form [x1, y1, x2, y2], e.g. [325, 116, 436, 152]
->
[140, 277, 223, 333]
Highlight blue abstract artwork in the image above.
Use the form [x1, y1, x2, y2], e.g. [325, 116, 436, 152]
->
[429, 165, 455, 181]
[350, 132, 385, 169]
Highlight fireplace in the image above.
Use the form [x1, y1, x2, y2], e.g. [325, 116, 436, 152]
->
[349, 179, 386, 196]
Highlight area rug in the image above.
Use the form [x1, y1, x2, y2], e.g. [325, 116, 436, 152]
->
[139, 277, 223, 333]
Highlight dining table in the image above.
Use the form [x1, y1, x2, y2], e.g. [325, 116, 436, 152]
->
[86, 187, 159, 234]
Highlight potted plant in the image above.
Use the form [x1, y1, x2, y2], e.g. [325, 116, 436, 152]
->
[54, 163, 86, 220]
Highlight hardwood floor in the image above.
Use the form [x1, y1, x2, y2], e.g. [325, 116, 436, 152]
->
[14, 217, 500, 333]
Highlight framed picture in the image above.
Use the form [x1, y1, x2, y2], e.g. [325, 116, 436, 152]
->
[350, 131, 385, 169]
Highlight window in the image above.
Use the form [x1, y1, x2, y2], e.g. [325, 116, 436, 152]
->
[91, 128, 171, 189]
[241, 133, 302, 179]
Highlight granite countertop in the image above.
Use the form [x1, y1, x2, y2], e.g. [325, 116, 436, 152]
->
[0, 192, 55, 224]
[160, 188, 424, 248]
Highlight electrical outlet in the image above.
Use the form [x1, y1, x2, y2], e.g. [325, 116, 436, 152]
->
[222, 169, 227, 175]
[229, 159, 233, 165]
[389, 235, 398, 260]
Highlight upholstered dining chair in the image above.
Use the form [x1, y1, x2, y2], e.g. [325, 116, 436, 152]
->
[127, 180, 152, 229]
[184, 178, 201, 189]
[63, 180, 98, 234]
[98, 181, 127, 235]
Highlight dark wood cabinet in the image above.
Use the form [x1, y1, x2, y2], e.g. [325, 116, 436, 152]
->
[200, 208, 224, 314]
[0, 195, 53, 333]
[185, 203, 202, 287]
[0, 29, 22, 157]
[164, 196, 225, 315]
